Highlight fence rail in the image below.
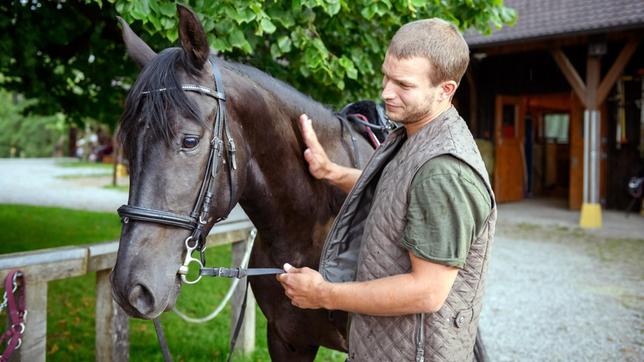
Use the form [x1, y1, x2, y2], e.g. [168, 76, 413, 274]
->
[0, 210, 255, 362]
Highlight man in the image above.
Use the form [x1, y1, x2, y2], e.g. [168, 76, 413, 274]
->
[278, 18, 496, 362]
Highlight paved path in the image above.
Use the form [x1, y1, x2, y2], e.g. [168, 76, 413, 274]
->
[1, 158, 642, 360]
[0, 158, 127, 212]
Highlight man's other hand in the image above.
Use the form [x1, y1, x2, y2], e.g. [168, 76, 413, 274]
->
[299, 114, 334, 181]
[277, 263, 329, 309]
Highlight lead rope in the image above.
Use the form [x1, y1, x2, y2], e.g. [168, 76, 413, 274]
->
[153, 228, 283, 361]
[153, 317, 172, 362]
[172, 228, 256, 323]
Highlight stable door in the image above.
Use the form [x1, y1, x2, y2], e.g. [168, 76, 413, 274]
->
[494, 96, 527, 202]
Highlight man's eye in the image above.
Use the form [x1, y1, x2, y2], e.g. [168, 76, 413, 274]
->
[182, 136, 200, 149]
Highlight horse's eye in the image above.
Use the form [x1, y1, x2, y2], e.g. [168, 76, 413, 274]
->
[182, 136, 200, 149]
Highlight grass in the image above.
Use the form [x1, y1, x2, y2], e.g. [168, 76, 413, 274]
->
[56, 173, 113, 179]
[0, 204, 344, 361]
[56, 160, 114, 169]
[103, 184, 129, 192]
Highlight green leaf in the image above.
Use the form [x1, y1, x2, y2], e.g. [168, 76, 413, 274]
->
[157, 2, 175, 17]
[228, 29, 247, 48]
[339, 56, 358, 80]
[260, 18, 277, 34]
[277, 35, 292, 52]
[270, 43, 282, 58]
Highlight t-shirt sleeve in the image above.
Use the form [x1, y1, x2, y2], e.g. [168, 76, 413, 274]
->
[401, 156, 491, 268]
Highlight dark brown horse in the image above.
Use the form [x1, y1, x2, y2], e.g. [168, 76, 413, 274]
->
[110, 5, 373, 360]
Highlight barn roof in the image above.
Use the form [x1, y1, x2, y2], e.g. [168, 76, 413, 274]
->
[464, 0, 644, 48]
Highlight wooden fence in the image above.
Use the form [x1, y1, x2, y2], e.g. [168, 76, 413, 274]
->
[0, 208, 255, 361]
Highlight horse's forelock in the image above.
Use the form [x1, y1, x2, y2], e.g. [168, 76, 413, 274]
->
[118, 48, 205, 161]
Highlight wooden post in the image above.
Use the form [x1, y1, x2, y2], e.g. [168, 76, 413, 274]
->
[95, 270, 129, 362]
[230, 240, 255, 357]
[10, 281, 47, 362]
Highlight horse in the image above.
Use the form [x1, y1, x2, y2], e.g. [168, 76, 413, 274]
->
[110, 5, 373, 361]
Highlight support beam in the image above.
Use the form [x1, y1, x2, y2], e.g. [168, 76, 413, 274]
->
[96, 270, 129, 362]
[11, 281, 47, 362]
[579, 46, 604, 228]
[551, 49, 588, 108]
[597, 39, 639, 105]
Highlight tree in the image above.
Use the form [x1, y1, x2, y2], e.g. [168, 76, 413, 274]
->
[0, 0, 515, 130]
[0, 0, 138, 129]
[113, 0, 515, 106]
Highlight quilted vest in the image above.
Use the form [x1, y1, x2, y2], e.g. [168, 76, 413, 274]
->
[319, 106, 497, 362]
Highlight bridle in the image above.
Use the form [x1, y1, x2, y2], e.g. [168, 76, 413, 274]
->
[117, 57, 237, 284]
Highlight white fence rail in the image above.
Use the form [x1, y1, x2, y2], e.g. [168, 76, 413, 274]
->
[0, 209, 255, 362]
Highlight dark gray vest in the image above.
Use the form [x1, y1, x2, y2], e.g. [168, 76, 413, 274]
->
[319, 107, 497, 361]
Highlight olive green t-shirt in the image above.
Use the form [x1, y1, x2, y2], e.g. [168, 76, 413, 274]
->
[401, 155, 492, 268]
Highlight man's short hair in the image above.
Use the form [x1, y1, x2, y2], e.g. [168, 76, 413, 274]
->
[387, 18, 470, 85]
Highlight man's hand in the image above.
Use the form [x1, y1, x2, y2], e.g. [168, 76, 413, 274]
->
[299, 114, 334, 180]
[276, 263, 329, 309]
[299, 114, 362, 193]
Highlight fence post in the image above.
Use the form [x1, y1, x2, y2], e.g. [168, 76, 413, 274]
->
[230, 239, 256, 357]
[95, 270, 129, 362]
[10, 280, 47, 362]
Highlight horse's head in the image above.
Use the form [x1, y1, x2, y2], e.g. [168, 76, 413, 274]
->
[110, 5, 247, 319]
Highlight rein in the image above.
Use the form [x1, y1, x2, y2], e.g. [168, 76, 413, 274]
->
[1, 271, 26, 362]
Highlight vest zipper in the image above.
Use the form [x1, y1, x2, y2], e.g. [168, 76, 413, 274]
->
[415, 313, 425, 362]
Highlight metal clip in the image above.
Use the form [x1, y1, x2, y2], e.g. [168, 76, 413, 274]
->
[178, 236, 203, 284]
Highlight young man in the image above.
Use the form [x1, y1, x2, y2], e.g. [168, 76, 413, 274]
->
[278, 19, 496, 361]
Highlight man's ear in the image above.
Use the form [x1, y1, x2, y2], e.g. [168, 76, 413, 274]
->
[440, 81, 458, 101]
[117, 16, 156, 68]
[177, 4, 210, 70]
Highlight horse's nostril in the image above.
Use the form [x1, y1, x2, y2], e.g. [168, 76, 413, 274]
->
[128, 284, 155, 316]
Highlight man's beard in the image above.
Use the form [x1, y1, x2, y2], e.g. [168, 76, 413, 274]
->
[395, 107, 432, 124]
[387, 95, 435, 124]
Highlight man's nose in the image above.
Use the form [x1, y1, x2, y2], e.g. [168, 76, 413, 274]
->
[381, 80, 395, 101]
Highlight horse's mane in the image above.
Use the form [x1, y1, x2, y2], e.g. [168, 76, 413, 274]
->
[220, 61, 336, 124]
[118, 48, 337, 160]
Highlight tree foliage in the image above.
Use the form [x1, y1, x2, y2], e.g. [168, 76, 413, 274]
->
[0, 90, 67, 157]
[0, 0, 515, 129]
[0, 0, 137, 128]
[114, 0, 515, 106]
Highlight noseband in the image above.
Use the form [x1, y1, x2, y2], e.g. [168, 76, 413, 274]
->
[117, 58, 237, 284]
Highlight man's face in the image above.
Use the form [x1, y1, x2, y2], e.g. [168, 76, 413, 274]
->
[380, 54, 440, 125]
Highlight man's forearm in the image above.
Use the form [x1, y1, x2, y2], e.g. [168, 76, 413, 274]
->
[321, 273, 444, 316]
[325, 164, 362, 193]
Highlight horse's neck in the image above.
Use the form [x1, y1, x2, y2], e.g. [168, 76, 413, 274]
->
[232, 78, 362, 259]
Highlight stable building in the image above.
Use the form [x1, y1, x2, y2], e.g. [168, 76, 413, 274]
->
[458, 0, 644, 227]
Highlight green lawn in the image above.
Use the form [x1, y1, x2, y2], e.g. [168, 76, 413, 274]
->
[56, 160, 114, 169]
[0, 204, 345, 361]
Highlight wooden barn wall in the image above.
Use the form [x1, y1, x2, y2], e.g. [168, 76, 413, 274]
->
[458, 42, 643, 210]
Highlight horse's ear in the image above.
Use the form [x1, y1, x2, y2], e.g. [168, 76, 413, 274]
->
[177, 4, 209, 70]
[117, 16, 156, 68]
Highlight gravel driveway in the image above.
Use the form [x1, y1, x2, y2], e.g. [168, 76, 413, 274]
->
[1, 158, 642, 361]
[481, 221, 643, 361]
[0, 158, 127, 211]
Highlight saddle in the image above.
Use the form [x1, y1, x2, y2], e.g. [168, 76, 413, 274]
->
[337, 100, 396, 148]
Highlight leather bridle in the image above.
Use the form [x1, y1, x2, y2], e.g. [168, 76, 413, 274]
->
[117, 58, 237, 284]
